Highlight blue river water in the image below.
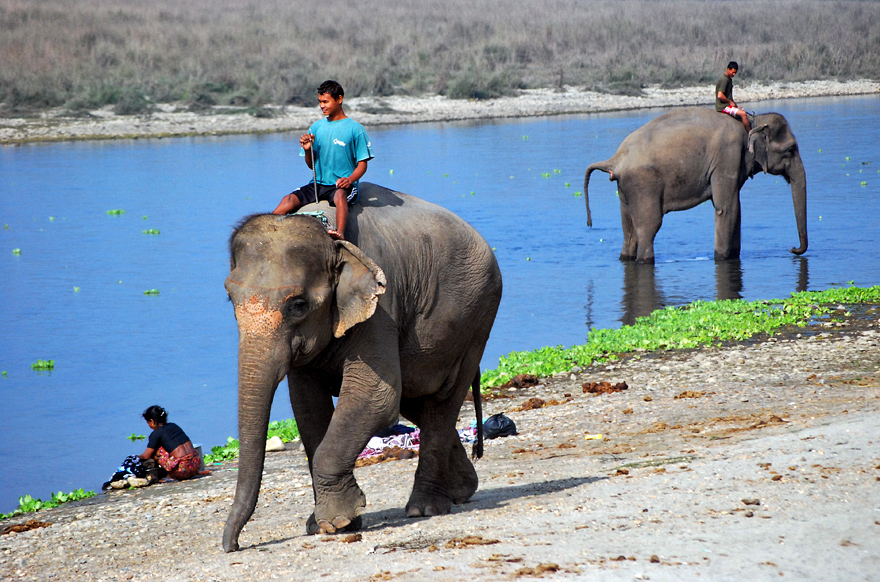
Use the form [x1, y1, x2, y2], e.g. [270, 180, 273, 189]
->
[1, 95, 878, 512]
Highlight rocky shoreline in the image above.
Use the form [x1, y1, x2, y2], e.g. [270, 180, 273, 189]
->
[1, 79, 877, 144]
[2, 308, 878, 581]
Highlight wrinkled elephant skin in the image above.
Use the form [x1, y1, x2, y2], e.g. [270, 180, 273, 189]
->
[222, 183, 502, 552]
[584, 108, 807, 263]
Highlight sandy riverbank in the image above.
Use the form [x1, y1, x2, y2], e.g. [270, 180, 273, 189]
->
[2, 309, 879, 581]
[1, 79, 877, 144]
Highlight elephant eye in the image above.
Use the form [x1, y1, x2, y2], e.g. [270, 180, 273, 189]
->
[286, 297, 309, 318]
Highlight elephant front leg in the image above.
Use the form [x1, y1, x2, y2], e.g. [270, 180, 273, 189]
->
[287, 372, 357, 534]
[292, 389, 369, 534]
[304, 357, 401, 534]
[712, 186, 742, 261]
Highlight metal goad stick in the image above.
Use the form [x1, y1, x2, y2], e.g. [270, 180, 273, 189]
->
[310, 134, 319, 204]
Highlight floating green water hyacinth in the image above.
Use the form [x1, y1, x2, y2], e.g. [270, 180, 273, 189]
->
[106, 209, 126, 215]
[31, 359, 54, 370]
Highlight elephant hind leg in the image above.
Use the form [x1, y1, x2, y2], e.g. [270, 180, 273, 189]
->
[447, 441, 480, 504]
[400, 386, 479, 516]
[401, 423, 477, 517]
[619, 202, 638, 261]
[618, 171, 663, 263]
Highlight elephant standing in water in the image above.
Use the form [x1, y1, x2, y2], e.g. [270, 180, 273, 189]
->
[222, 184, 502, 552]
[584, 108, 808, 263]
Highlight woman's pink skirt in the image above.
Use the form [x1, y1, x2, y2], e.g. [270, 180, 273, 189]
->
[155, 447, 200, 480]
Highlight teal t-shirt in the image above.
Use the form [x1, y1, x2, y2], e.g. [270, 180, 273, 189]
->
[302, 117, 374, 187]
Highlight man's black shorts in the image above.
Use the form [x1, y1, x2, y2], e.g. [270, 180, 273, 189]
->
[288, 182, 359, 207]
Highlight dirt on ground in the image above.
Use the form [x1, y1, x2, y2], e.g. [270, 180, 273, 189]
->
[2, 308, 879, 581]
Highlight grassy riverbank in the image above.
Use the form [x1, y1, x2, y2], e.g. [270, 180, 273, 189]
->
[2, 0, 878, 114]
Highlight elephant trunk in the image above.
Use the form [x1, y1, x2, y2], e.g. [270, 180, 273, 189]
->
[788, 153, 808, 255]
[222, 332, 290, 552]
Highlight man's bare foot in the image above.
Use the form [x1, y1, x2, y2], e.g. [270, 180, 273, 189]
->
[327, 229, 344, 241]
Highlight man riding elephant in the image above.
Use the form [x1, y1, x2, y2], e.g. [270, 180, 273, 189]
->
[716, 61, 751, 131]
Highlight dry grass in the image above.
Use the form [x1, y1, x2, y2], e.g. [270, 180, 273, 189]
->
[1, 0, 878, 113]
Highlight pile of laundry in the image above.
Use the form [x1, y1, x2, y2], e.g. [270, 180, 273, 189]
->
[101, 456, 166, 490]
[355, 425, 420, 467]
[354, 417, 514, 468]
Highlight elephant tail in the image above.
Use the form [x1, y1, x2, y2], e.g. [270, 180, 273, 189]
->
[584, 161, 615, 228]
[471, 370, 484, 460]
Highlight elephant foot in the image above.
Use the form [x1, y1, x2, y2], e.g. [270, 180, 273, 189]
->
[306, 513, 363, 535]
[447, 449, 479, 504]
[310, 474, 366, 534]
[405, 493, 452, 518]
[405, 466, 475, 516]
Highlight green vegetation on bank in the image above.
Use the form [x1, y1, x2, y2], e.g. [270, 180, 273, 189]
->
[2, 0, 878, 114]
[0, 489, 95, 520]
[203, 419, 300, 464]
[480, 284, 880, 387]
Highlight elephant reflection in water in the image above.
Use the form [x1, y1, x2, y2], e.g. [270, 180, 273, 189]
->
[620, 263, 664, 326]
[620, 261, 744, 325]
[715, 260, 745, 301]
[619, 256, 809, 325]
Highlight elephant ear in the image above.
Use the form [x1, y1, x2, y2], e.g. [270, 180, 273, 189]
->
[747, 124, 770, 176]
[332, 241, 387, 338]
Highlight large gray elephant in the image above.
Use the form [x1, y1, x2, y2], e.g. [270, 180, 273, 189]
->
[222, 183, 502, 552]
[584, 107, 807, 263]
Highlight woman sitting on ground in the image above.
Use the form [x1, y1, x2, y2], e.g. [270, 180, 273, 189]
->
[138, 405, 201, 481]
